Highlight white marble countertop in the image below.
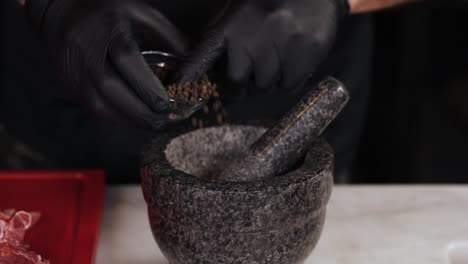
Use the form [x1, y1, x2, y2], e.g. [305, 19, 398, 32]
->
[96, 185, 468, 264]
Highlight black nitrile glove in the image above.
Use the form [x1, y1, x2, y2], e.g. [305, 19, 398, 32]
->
[25, 0, 188, 130]
[225, 0, 349, 93]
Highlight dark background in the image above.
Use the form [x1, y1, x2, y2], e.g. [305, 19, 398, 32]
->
[353, 1, 468, 183]
[1, 1, 467, 183]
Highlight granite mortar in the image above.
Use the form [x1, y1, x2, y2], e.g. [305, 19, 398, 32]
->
[141, 125, 334, 264]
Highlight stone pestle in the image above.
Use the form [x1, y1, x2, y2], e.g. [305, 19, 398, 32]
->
[218, 77, 350, 182]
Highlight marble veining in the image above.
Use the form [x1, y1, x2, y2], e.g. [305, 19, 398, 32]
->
[96, 186, 468, 264]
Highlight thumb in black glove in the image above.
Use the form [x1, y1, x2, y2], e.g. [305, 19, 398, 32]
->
[25, 0, 188, 130]
[224, 0, 349, 93]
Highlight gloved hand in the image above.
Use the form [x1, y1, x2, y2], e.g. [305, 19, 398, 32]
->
[24, 0, 188, 130]
[225, 0, 349, 93]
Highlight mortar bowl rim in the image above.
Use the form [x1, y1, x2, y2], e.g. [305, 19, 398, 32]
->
[141, 125, 333, 199]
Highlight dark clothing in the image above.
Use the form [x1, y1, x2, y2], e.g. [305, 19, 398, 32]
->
[1, 0, 373, 182]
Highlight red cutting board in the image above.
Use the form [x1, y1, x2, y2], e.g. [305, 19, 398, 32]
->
[0, 170, 105, 264]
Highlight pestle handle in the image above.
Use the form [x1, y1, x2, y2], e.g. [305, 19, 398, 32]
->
[176, 1, 245, 83]
[219, 77, 350, 182]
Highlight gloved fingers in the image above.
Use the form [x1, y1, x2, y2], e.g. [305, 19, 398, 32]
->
[58, 36, 126, 123]
[108, 29, 170, 115]
[249, 19, 282, 92]
[126, 3, 188, 55]
[84, 81, 129, 124]
[90, 62, 168, 130]
[226, 39, 253, 83]
[281, 38, 321, 92]
[262, 9, 318, 92]
[225, 4, 263, 84]
[66, 69, 128, 124]
[263, 10, 313, 92]
[250, 40, 281, 92]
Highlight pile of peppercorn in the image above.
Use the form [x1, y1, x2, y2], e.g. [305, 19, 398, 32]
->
[148, 62, 227, 126]
[166, 76, 219, 110]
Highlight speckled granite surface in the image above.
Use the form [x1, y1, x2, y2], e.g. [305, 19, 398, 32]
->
[141, 125, 334, 264]
[219, 77, 349, 182]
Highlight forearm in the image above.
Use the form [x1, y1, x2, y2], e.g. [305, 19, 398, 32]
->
[348, 0, 420, 13]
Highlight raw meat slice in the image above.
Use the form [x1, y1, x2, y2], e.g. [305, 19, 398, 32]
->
[0, 209, 50, 264]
